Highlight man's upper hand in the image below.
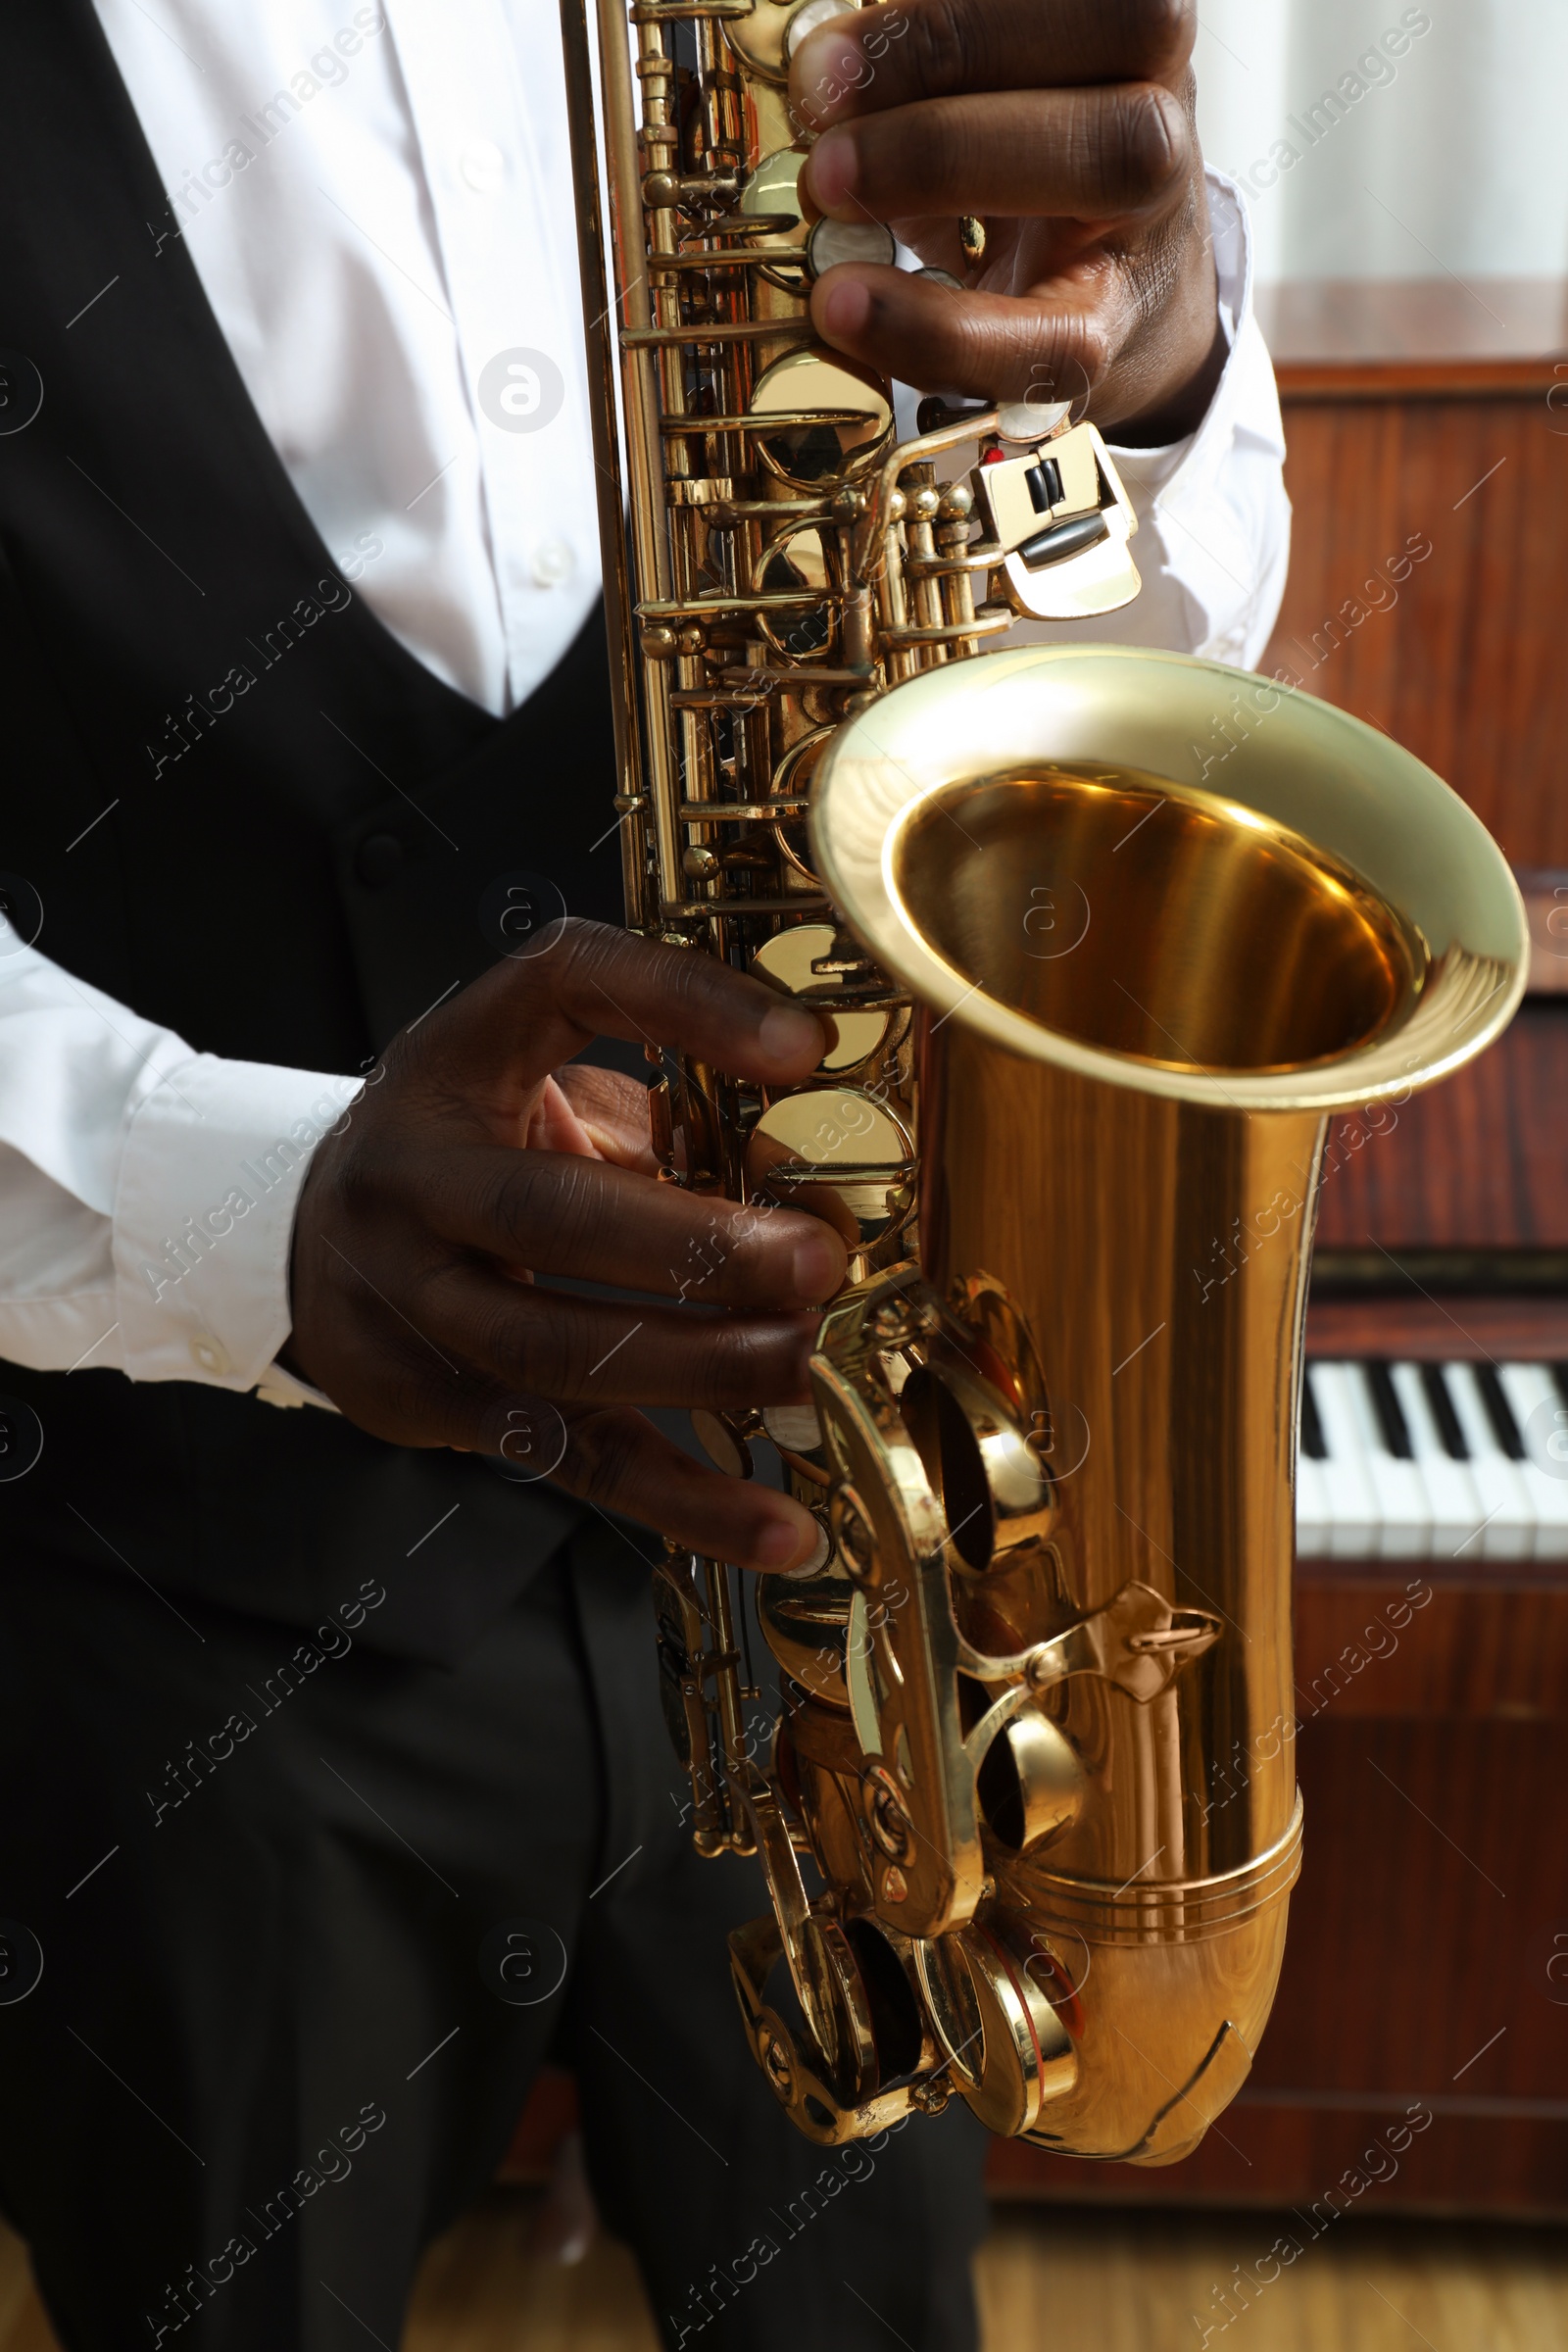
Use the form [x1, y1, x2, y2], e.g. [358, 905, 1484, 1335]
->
[286, 921, 846, 1572]
[789, 0, 1225, 442]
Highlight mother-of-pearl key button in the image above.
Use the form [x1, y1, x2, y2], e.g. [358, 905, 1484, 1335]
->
[783, 0, 860, 63]
[762, 1403, 824, 1452]
[806, 218, 897, 276]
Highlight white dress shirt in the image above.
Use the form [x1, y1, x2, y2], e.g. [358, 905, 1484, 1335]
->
[0, 1, 1290, 1401]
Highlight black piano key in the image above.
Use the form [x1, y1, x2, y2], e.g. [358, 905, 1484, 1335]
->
[1366, 1360, 1413, 1458]
[1299, 1369, 1327, 1459]
[1475, 1363, 1527, 1460]
[1422, 1362, 1470, 1459]
[1552, 1363, 1568, 1413]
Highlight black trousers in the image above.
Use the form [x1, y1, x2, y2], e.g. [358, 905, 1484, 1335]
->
[0, 1519, 987, 2350]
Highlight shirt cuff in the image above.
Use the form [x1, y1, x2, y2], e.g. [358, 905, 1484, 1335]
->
[1053, 166, 1290, 672]
[112, 1056, 360, 1391]
[1103, 168, 1278, 470]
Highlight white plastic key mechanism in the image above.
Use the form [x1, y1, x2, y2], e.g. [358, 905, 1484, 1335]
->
[975, 412, 1141, 622]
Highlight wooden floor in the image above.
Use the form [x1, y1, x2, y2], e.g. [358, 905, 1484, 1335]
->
[3, 2194, 1566, 2349]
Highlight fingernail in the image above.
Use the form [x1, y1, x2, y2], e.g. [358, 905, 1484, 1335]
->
[759, 1004, 824, 1068]
[752, 1511, 823, 1574]
[806, 128, 857, 213]
[819, 275, 872, 340]
[792, 1229, 844, 1302]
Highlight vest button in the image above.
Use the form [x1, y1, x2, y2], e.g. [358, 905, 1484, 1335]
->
[355, 831, 404, 887]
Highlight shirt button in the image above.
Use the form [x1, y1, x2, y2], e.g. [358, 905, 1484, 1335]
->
[460, 136, 507, 194]
[190, 1336, 230, 1377]
[532, 539, 574, 588]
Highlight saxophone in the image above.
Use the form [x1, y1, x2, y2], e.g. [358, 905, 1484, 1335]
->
[556, 0, 1529, 2154]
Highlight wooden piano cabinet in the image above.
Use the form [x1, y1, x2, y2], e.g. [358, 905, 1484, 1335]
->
[1313, 1005, 1568, 1259]
[1258, 279, 1568, 872]
[1306, 1001, 1568, 1359]
[986, 1563, 1568, 2218]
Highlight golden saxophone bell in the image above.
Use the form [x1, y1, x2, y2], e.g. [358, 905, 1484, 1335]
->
[557, 0, 1529, 2160]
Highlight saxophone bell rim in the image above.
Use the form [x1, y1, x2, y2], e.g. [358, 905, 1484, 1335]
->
[808, 643, 1529, 1116]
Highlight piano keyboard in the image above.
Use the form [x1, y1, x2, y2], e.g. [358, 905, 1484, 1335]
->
[1298, 1360, 1568, 1561]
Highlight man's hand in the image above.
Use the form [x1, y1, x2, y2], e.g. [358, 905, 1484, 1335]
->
[790, 0, 1225, 442]
[287, 922, 847, 1572]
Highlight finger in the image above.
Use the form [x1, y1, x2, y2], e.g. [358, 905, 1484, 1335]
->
[415, 919, 829, 1105]
[811, 264, 1130, 401]
[804, 85, 1190, 226]
[550, 1407, 824, 1572]
[525, 1074, 608, 1158]
[412, 1144, 848, 1307]
[550, 1063, 662, 1168]
[341, 1372, 822, 1572]
[789, 0, 1195, 133]
[416, 1263, 822, 1407]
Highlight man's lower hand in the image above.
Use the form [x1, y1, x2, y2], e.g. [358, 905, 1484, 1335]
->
[287, 922, 845, 1573]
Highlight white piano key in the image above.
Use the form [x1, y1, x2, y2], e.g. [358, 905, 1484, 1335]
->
[1295, 1364, 1331, 1556]
[1295, 1450, 1332, 1557]
[1306, 1363, 1380, 1558]
[1498, 1362, 1568, 1562]
[1438, 1363, 1536, 1561]
[1342, 1362, 1432, 1560]
[1389, 1360, 1486, 1561]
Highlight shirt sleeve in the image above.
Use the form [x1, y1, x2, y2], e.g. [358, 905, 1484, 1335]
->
[0, 932, 356, 1401]
[1045, 169, 1291, 670]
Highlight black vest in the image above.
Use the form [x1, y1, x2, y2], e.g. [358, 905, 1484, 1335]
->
[0, 5, 639, 1661]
